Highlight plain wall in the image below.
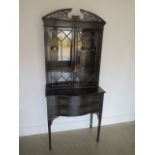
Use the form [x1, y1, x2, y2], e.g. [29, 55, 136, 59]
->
[20, 0, 135, 136]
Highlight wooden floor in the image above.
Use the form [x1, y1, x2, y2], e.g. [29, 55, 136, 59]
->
[19, 121, 135, 155]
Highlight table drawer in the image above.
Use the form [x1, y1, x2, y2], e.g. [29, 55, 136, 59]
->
[47, 93, 101, 116]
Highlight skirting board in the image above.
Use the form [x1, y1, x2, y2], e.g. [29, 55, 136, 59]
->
[19, 113, 135, 136]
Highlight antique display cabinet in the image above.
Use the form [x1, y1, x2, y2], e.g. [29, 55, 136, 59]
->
[42, 8, 106, 150]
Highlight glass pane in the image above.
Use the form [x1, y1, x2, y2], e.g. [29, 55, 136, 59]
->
[47, 28, 72, 66]
[75, 70, 96, 84]
[47, 70, 73, 86]
[76, 30, 98, 68]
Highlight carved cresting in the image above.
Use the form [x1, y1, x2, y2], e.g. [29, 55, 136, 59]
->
[80, 9, 103, 22]
[42, 8, 105, 23]
[43, 8, 72, 20]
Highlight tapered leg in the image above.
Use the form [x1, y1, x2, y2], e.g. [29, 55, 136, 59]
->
[96, 112, 102, 142]
[96, 94, 104, 143]
[48, 120, 52, 150]
[90, 113, 93, 128]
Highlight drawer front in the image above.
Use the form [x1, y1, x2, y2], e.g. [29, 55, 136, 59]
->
[47, 94, 101, 117]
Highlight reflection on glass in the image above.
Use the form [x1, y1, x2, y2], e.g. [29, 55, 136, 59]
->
[77, 30, 98, 68]
[47, 29, 72, 63]
[48, 71, 72, 85]
[76, 70, 95, 83]
[78, 31, 96, 49]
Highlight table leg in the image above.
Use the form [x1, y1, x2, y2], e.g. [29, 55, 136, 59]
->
[90, 113, 93, 128]
[96, 112, 102, 142]
[48, 119, 52, 150]
[96, 94, 104, 142]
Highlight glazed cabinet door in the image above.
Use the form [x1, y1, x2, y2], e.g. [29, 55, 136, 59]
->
[45, 27, 74, 87]
[74, 28, 100, 88]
